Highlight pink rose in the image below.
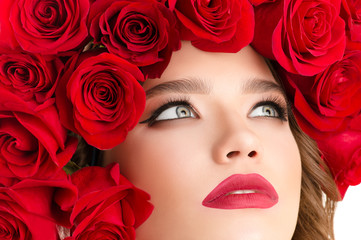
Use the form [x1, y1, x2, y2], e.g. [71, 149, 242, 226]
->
[0, 88, 78, 179]
[0, 51, 63, 104]
[88, 0, 180, 78]
[0, 0, 89, 54]
[174, 0, 254, 52]
[0, 171, 77, 239]
[67, 163, 153, 239]
[56, 51, 145, 150]
[253, 0, 346, 76]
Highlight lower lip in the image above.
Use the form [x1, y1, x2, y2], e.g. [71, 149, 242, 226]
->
[203, 192, 278, 209]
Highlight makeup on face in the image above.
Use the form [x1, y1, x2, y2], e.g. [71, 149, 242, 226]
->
[140, 76, 290, 127]
[105, 42, 302, 240]
[202, 173, 279, 209]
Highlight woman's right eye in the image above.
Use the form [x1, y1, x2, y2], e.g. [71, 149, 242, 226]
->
[140, 100, 197, 125]
[155, 105, 196, 121]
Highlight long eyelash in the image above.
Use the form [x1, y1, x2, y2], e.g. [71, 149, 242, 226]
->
[140, 96, 193, 126]
[254, 95, 289, 121]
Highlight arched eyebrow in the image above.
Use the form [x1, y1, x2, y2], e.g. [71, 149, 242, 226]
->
[145, 77, 285, 99]
[145, 78, 211, 99]
[242, 77, 286, 97]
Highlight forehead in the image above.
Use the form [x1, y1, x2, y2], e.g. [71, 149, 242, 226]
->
[143, 41, 276, 93]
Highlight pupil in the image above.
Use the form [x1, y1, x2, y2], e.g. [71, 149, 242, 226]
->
[264, 106, 272, 115]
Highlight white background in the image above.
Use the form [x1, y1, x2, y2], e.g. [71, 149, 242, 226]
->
[334, 184, 361, 240]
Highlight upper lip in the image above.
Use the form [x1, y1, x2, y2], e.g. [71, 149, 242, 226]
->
[202, 173, 279, 209]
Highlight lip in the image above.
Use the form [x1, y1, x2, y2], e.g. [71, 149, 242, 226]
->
[202, 174, 279, 209]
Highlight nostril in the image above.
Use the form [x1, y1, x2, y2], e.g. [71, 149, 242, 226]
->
[226, 151, 240, 158]
[248, 150, 257, 158]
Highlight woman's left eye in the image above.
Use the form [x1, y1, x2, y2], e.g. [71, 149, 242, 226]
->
[249, 103, 282, 118]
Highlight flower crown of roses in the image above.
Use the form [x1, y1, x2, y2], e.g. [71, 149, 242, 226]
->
[0, 0, 360, 239]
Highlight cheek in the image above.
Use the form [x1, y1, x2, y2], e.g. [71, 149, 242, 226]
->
[263, 129, 302, 238]
[109, 125, 204, 198]
[274, 132, 302, 195]
[260, 123, 302, 188]
[110, 125, 211, 238]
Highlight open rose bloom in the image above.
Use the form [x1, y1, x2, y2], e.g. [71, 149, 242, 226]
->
[0, 0, 360, 239]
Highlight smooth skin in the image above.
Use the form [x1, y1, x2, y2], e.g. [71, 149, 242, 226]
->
[104, 41, 302, 240]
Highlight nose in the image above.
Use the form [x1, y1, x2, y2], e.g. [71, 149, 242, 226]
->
[211, 113, 263, 164]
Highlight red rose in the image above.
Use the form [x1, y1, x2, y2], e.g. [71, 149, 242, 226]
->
[279, 51, 361, 137]
[280, 51, 361, 133]
[253, 0, 346, 76]
[0, 0, 89, 54]
[251, 0, 283, 59]
[341, 0, 361, 50]
[317, 130, 361, 198]
[67, 163, 153, 239]
[56, 52, 145, 150]
[89, 0, 180, 78]
[310, 51, 361, 118]
[274, 0, 347, 76]
[0, 88, 78, 179]
[0, 171, 77, 239]
[280, 73, 344, 137]
[341, 0, 361, 42]
[0, 52, 63, 104]
[174, 0, 254, 52]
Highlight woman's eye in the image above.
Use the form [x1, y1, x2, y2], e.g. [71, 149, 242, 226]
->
[249, 105, 279, 118]
[140, 100, 198, 125]
[155, 105, 195, 121]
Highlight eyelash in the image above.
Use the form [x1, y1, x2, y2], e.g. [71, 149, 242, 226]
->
[140, 95, 289, 126]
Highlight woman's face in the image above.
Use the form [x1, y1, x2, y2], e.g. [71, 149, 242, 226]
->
[104, 42, 302, 240]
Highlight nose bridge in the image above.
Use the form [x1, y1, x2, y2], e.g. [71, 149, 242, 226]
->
[210, 104, 262, 164]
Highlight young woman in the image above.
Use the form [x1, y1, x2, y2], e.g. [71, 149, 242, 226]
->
[0, 0, 359, 240]
[100, 41, 339, 239]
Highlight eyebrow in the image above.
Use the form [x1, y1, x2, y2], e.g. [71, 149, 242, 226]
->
[145, 77, 285, 99]
[242, 77, 286, 96]
[145, 78, 211, 99]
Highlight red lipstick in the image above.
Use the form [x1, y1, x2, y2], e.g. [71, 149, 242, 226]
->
[202, 174, 278, 209]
